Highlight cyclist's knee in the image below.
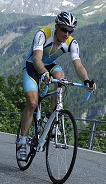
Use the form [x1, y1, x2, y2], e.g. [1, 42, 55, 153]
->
[28, 100, 38, 111]
[52, 72, 64, 79]
[25, 93, 38, 111]
[51, 65, 64, 79]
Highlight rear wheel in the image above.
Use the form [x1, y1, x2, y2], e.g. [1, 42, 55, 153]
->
[16, 122, 37, 171]
[46, 110, 78, 184]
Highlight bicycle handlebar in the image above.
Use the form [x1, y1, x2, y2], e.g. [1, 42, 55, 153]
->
[40, 78, 93, 103]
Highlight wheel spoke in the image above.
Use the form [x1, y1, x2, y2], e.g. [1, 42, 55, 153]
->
[46, 110, 78, 183]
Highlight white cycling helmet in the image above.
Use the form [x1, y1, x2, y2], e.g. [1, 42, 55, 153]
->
[55, 11, 77, 29]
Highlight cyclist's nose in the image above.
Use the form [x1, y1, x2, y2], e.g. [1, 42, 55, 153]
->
[64, 32, 69, 39]
[65, 31, 69, 36]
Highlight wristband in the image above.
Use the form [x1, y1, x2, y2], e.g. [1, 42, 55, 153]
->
[41, 71, 49, 81]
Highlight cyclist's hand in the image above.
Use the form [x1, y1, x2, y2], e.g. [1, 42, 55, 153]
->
[60, 78, 68, 85]
[41, 71, 51, 84]
[84, 79, 96, 91]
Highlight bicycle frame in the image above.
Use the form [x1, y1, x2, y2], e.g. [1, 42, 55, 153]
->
[36, 86, 64, 151]
[35, 78, 92, 151]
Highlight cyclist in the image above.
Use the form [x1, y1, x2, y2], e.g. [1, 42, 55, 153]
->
[17, 11, 96, 160]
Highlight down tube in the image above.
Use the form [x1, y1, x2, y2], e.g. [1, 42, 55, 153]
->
[37, 111, 56, 150]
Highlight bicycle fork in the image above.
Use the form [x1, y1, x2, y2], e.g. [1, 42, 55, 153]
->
[54, 87, 68, 149]
[55, 112, 68, 149]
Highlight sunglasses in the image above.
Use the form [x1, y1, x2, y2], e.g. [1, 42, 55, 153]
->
[59, 26, 74, 34]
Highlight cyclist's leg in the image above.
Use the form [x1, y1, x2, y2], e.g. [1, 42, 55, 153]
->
[21, 92, 38, 137]
[17, 69, 39, 160]
[21, 69, 39, 137]
[50, 65, 64, 110]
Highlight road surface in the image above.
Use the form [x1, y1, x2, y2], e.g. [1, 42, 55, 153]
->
[0, 132, 106, 184]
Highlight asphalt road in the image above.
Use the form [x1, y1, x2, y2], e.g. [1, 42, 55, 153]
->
[0, 132, 106, 184]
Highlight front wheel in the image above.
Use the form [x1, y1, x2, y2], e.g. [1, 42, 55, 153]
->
[46, 110, 78, 184]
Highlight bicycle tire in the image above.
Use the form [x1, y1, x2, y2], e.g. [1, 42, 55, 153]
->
[16, 122, 36, 171]
[46, 109, 78, 184]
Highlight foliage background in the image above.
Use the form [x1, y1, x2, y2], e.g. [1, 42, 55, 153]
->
[0, 10, 106, 152]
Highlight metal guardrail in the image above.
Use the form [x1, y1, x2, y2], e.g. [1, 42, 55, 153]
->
[75, 118, 106, 150]
[0, 111, 106, 150]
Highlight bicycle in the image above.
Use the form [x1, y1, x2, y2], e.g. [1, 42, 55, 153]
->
[16, 78, 92, 184]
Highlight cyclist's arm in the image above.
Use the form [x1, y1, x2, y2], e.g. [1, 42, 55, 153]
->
[33, 50, 47, 74]
[70, 40, 89, 82]
[32, 31, 48, 74]
[73, 59, 89, 82]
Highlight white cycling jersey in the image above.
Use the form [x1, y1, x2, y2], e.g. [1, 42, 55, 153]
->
[24, 26, 80, 66]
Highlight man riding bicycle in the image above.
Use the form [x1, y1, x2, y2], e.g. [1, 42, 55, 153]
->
[17, 11, 96, 160]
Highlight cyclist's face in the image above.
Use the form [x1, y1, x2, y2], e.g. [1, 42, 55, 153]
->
[55, 24, 74, 42]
